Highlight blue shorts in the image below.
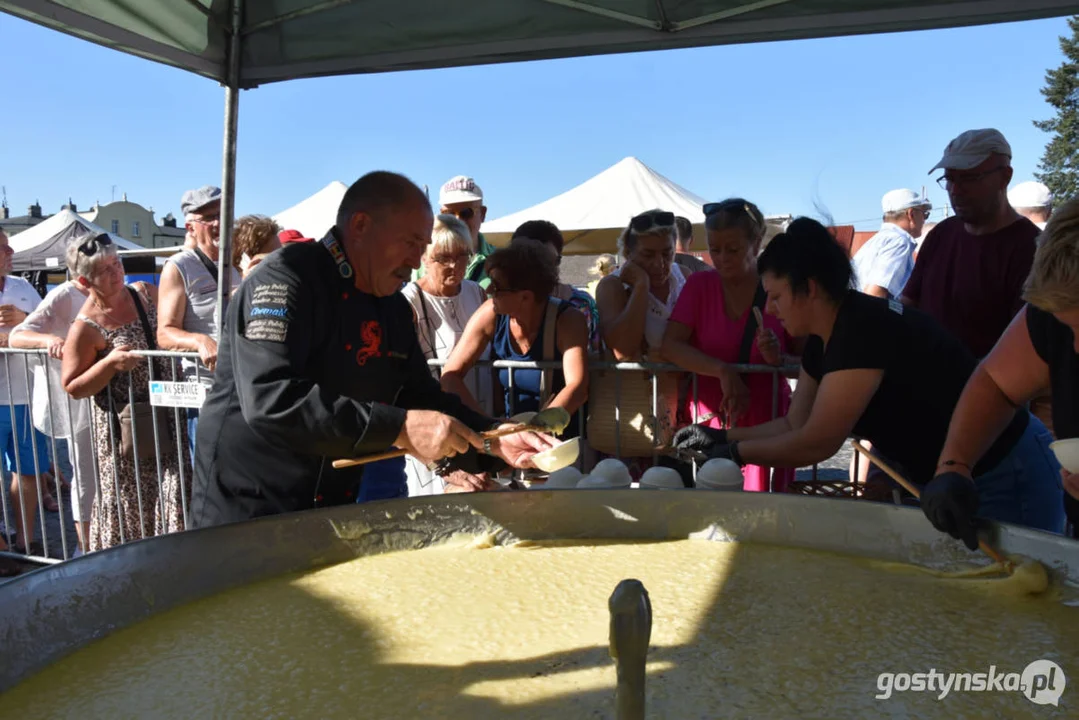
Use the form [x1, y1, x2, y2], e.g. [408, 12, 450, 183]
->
[0, 405, 50, 475]
[975, 415, 1065, 534]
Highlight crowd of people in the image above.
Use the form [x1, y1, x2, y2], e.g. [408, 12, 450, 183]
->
[0, 124, 1075, 569]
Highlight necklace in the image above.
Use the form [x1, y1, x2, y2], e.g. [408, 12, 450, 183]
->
[93, 293, 130, 327]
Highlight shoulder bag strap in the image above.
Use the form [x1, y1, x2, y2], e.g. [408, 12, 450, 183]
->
[538, 297, 559, 409]
[414, 282, 437, 362]
[127, 286, 157, 351]
[737, 283, 768, 365]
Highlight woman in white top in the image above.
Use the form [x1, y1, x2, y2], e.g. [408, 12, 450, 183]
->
[10, 238, 94, 554]
[596, 209, 687, 359]
[400, 215, 492, 495]
[594, 209, 686, 473]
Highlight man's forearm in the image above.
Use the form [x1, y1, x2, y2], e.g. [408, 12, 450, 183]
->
[9, 329, 61, 350]
[158, 325, 209, 352]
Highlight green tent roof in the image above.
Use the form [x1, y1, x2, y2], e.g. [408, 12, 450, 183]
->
[4, 0, 1079, 88]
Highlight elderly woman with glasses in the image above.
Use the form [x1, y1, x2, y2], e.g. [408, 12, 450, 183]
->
[663, 199, 798, 492]
[442, 239, 589, 435]
[61, 234, 192, 551]
[396, 214, 494, 495]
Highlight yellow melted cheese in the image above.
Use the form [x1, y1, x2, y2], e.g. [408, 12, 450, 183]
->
[5, 539, 1078, 718]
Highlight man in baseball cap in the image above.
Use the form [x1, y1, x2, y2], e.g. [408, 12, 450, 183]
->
[903, 128, 1040, 359]
[1008, 181, 1052, 230]
[414, 175, 496, 287]
[278, 229, 314, 244]
[852, 189, 932, 300]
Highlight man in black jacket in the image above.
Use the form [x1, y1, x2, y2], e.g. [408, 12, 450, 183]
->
[191, 171, 549, 528]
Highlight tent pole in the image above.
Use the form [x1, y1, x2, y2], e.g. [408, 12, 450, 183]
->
[216, 0, 243, 336]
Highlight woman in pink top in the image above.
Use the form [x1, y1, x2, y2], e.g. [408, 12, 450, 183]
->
[662, 199, 798, 492]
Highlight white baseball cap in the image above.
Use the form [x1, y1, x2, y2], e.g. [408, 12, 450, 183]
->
[928, 128, 1012, 173]
[882, 188, 932, 214]
[439, 175, 483, 205]
[1008, 181, 1052, 209]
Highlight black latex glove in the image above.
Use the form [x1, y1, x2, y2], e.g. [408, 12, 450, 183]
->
[672, 424, 728, 453]
[705, 442, 746, 466]
[920, 472, 980, 551]
[432, 447, 508, 477]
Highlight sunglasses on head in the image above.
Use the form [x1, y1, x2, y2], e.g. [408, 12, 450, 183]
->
[703, 199, 754, 217]
[629, 210, 675, 234]
[78, 233, 112, 257]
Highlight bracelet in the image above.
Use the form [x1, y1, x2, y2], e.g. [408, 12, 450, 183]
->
[483, 438, 493, 455]
[939, 459, 971, 471]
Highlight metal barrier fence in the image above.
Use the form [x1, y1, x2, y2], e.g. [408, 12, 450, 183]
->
[0, 348, 807, 566]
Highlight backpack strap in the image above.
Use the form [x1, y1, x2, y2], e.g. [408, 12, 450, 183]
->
[538, 297, 560, 409]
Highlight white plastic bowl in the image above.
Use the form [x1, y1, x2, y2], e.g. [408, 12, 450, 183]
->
[530, 437, 581, 473]
[1051, 439, 1079, 473]
[639, 466, 684, 490]
[696, 458, 744, 490]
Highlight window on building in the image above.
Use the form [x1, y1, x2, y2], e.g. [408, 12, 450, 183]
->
[110, 219, 119, 234]
[132, 221, 141, 238]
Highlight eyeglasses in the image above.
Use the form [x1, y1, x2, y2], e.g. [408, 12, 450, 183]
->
[446, 207, 476, 221]
[77, 233, 112, 257]
[629, 211, 675, 234]
[936, 166, 1006, 189]
[191, 215, 220, 225]
[431, 253, 470, 266]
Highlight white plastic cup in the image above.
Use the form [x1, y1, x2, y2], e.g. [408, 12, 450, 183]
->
[695, 458, 745, 491]
[639, 467, 684, 490]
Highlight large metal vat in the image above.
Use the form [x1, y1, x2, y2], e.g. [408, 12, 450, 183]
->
[3, 490, 1078, 692]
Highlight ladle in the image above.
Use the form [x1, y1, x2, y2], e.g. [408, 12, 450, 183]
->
[331, 406, 571, 469]
[851, 440, 1014, 571]
[609, 579, 651, 720]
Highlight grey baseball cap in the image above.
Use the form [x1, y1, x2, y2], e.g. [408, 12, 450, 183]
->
[928, 129, 1012, 173]
[181, 185, 222, 215]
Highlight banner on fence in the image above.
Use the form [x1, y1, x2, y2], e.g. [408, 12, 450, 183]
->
[149, 381, 207, 409]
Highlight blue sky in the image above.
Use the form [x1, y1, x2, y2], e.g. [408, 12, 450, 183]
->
[0, 13, 1071, 231]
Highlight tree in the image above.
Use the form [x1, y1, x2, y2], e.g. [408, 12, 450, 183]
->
[1034, 17, 1079, 200]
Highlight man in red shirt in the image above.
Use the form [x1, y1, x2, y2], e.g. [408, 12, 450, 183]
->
[902, 128, 1040, 359]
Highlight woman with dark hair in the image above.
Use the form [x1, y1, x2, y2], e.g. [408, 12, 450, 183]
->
[663, 199, 797, 492]
[441, 239, 589, 430]
[511, 220, 600, 353]
[673, 217, 1063, 539]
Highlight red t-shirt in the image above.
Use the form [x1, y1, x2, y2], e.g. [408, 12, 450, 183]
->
[902, 215, 1038, 358]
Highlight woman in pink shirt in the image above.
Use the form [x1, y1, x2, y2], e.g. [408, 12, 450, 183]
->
[662, 199, 797, 492]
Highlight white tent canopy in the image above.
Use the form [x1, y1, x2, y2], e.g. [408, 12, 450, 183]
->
[272, 181, 347, 241]
[482, 156, 706, 254]
[8, 208, 152, 272]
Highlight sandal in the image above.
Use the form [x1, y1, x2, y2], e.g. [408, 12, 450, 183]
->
[42, 491, 60, 513]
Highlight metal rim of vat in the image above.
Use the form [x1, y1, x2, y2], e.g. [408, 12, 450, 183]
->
[2, 490, 1077, 692]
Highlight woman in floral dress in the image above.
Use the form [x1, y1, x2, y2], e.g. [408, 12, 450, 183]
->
[61, 233, 191, 551]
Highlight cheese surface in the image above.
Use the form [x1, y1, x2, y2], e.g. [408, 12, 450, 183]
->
[6, 539, 1078, 718]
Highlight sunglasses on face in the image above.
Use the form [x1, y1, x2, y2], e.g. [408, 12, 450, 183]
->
[78, 233, 113, 257]
[447, 207, 476, 221]
[485, 282, 518, 296]
[629, 211, 675, 234]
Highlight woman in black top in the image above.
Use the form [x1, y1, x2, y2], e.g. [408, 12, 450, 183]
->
[674, 217, 1064, 542]
[928, 197, 1079, 544]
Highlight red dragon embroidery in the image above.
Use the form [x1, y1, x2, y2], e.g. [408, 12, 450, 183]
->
[355, 321, 382, 366]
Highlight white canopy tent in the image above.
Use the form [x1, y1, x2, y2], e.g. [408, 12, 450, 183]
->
[482, 156, 788, 255]
[271, 181, 348, 241]
[8, 208, 168, 272]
